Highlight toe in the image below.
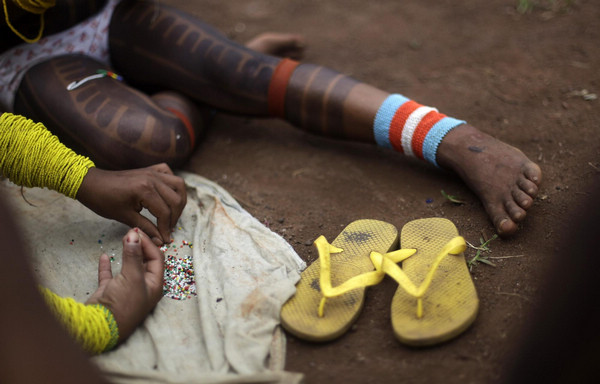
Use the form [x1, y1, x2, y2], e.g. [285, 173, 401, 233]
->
[512, 188, 533, 209]
[497, 218, 518, 237]
[523, 162, 542, 185]
[505, 200, 527, 222]
[246, 33, 306, 59]
[518, 177, 539, 197]
[483, 197, 518, 236]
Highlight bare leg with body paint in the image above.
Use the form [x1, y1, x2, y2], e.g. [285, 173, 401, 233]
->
[12, 30, 303, 169]
[12, 0, 540, 236]
[107, 1, 540, 236]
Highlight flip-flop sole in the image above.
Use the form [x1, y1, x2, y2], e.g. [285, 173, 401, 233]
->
[391, 218, 478, 346]
[281, 219, 399, 342]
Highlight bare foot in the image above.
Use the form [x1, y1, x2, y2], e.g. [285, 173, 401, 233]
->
[436, 124, 542, 237]
[86, 228, 164, 343]
[245, 32, 306, 59]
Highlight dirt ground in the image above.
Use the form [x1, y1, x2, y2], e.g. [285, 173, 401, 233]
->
[171, 0, 599, 383]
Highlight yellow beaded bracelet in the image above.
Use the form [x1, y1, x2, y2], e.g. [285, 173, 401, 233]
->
[40, 287, 119, 354]
[0, 112, 95, 199]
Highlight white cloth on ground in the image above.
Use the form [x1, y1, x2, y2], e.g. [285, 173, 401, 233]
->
[1, 172, 305, 384]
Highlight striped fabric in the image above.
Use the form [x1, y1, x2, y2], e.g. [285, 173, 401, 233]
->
[373, 94, 465, 167]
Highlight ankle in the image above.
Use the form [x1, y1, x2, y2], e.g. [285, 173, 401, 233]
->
[435, 124, 486, 170]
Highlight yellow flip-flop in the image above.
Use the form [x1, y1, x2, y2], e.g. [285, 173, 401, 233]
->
[373, 218, 478, 346]
[280, 219, 413, 342]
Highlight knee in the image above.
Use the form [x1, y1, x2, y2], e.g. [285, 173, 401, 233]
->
[104, 108, 196, 170]
[14, 57, 200, 171]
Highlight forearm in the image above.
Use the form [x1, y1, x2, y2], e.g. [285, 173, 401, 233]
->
[0, 193, 110, 384]
[0, 112, 95, 198]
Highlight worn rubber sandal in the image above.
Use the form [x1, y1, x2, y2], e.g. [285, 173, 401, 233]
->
[280, 219, 403, 342]
[383, 218, 478, 346]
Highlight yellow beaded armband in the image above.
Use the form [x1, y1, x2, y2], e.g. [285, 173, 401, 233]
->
[89, 303, 119, 351]
[0, 113, 95, 199]
[40, 287, 120, 354]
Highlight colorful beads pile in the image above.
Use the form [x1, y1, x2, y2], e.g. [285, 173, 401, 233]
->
[161, 240, 197, 300]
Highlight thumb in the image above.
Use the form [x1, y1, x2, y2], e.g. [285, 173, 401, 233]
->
[120, 229, 144, 279]
[127, 212, 165, 246]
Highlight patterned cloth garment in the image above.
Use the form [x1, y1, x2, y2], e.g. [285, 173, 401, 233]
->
[0, 0, 120, 112]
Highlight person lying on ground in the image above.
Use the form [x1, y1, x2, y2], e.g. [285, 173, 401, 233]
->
[0, 0, 542, 236]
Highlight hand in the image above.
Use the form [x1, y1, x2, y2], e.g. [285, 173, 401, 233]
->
[0, 192, 111, 384]
[76, 163, 186, 246]
[86, 228, 164, 343]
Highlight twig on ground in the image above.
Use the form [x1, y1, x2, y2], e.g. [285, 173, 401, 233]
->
[489, 254, 525, 259]
[495, 291, 532, 302]
[292, 168, 310, 177]
[467, 234, 498, 270]
[441, 190, 465, 205]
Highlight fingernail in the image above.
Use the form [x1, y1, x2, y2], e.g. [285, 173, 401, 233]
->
[152, 237, 162, 246]
[127, 231, 140, 244]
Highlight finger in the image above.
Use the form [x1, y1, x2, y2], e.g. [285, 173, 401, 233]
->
[153, 172, 187, 228]
[154, 171, 186, 206]
[97, 253, 113, 286]
[126, 210, 164, 246]
[149, 163, 174, 175]
[152, 169, 185, 191]
[152, 180, 185, 237]
[139, 188, 173, 245]
[120, 229, 145, 280]
[85, 253, 113, 304]
[139, 229, 165, 296]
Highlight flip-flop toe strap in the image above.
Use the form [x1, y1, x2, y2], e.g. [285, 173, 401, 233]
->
[375, 236, 466, 318]
[315, 235, 416, 317]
